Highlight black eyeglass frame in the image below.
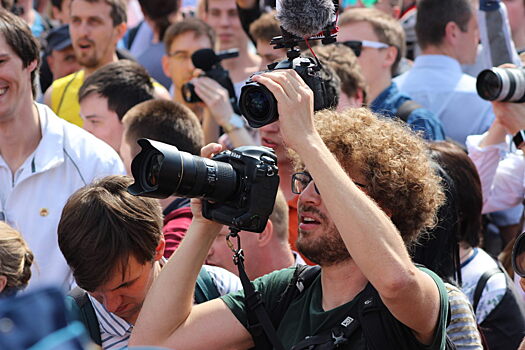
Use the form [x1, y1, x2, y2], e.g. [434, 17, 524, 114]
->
[291, 171, 366, 195]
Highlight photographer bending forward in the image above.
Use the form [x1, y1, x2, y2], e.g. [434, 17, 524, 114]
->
[129, 70, 449, 350]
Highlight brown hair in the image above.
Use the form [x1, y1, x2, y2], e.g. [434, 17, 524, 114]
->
[164, 18, 215, 53]
[311, 44, 368, 104]
[292, 108, 444, 246]
[249, 11, 281, 43]
[0, 222, 33, 295]
[70, 0, 127, 26]
[428, 141, 482, 247]
[339, 8, 406, 75]
[78, 60, 155, 120]
[416, 0, 472, 50]
[57, 176, 163, 292]
[0, 9, 40, 97]
[122, 99, 204, 157]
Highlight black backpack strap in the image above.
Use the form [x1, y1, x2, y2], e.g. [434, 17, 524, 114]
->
[67, 287, 102, 346]
[396, 100, 423, 123]
[272, 265, 321, 325]
[194, 267, 221, 304]
[473, 268, 502, 311]
[290, 315, 361, 350]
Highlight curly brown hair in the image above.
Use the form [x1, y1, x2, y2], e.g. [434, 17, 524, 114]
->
[292, 107, 444, 246]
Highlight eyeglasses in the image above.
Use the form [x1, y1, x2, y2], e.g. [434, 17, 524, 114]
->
[339, 40, 390, 57]
[167, 51, 191, 61]
[291, 172, 367, 195]
[343, 0, 379, 8]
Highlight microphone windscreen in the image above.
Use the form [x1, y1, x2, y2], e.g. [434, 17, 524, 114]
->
[192, 48, 220, 71]
[276, 0, 335, 37]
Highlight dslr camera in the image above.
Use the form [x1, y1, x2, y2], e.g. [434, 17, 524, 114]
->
[239, 2, 339, 128]
[128, 139, 280, 232]
[182, 48, 240, 113]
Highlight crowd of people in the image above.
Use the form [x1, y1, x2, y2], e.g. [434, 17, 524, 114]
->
[1, 0, 525, 349]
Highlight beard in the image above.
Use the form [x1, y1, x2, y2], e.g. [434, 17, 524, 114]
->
[296, 204, 351, 266]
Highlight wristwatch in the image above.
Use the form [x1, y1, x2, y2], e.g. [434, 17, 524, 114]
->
[222, 113, 246, 133]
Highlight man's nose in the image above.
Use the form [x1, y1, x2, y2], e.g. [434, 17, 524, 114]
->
[102, 292, 123, 313]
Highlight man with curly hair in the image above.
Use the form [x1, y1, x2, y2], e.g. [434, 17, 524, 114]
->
[129, 70, 449, 350]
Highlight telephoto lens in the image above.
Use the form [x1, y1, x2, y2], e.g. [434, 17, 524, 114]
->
[476, 67, 525, 103]
[128, 139, 238, 202]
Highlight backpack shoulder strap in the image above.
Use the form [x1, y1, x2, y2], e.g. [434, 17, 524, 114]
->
[67, 287, 102, 346]
[272, 265, 321, 326]
[194, 267, 221, 304]
[396, 100, 423, 122]
[473, 268, 502, 311]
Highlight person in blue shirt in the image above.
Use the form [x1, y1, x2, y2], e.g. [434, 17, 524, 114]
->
[338, 7, 445, 141]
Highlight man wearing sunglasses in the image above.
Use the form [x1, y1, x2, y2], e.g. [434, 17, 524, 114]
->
[129, 69, 450, 350]
[338, 8, 445, 141]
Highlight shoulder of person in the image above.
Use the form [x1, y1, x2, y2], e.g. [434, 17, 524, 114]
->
[39, 103, 125, 175]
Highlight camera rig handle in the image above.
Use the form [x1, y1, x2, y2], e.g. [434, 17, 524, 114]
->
[270, 0, 339, 63]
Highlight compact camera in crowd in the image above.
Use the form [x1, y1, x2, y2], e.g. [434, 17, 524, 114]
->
[128, 139, 280, 232]
[476, 67, 525, 103]
[182, 48, 240, 113]
[239, 1, 339, 128]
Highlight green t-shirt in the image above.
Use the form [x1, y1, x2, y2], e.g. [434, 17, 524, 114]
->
[221, 266, 449, 350]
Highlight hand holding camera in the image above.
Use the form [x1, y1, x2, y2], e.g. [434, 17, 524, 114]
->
[191, 77, 238, 127]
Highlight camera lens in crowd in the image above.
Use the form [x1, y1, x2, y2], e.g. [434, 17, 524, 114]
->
[239, 83, 279, 128]
[128, 139, 238, 202]
[181, 82, 199, 103]
[476, 67, 525, 103]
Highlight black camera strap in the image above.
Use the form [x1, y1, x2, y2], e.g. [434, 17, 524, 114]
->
[226, 228, 286, 350]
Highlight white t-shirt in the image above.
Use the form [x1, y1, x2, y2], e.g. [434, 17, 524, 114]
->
[461, 248, 506, 323]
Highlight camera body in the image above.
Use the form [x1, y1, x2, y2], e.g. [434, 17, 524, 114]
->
[240, 57, 330, 128]
[202, 147, 280, 232]
[182, 67, 237, 105]
[181, 48, 239, 114]
[128, 139, 279, 232]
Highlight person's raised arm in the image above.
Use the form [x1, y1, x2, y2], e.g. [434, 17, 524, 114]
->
[251, 70, 443, 345]
[129, 143, 254, 349]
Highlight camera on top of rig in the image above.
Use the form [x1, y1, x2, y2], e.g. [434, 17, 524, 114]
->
[239, 0, 339, 128]
[128, 139, 280, 233]
[182, 48, 240, 114]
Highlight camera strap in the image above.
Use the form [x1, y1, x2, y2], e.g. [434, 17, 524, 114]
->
[226, 228, 286, 350]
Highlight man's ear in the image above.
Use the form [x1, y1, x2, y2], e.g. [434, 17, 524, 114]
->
[257, 220, 274, 247]
[383, 45, 398, 71]
[161, 55, 171, 78]
[115, 22, 127, 41]
[0, 275, 7, 293]
[154, 237, 166, 261]
[27, 59, 38, 74]
[444, 21, 459, 46]
[46, 55, 54, 71]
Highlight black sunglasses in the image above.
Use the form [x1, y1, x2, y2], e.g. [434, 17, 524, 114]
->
[338, 40, 390, 57]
